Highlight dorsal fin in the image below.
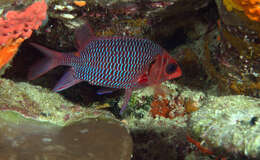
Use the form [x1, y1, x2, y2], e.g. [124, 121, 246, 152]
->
[74, 20, 96, 51]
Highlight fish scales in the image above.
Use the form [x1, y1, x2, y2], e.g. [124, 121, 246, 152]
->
[68, 37, 162, 89]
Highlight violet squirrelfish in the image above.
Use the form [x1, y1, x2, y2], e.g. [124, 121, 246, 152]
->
[28, 22, 182, 114]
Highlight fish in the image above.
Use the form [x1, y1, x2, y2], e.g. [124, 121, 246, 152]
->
[28, 21, 182, 114]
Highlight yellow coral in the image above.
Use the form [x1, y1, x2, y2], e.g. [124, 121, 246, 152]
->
[223, 0, 260, 22]
[223, 0, 243, 11]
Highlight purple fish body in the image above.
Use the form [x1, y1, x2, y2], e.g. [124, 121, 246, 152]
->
[29, 22, 182, 114]
[66, 37, 162, 89]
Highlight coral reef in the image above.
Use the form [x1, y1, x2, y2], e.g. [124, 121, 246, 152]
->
[1, 0, 259, 159]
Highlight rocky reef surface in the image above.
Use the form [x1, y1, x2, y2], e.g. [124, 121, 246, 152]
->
[122, 81, 260, 159]
[0, 76, 259, 159]
[0, 78, 133, 159]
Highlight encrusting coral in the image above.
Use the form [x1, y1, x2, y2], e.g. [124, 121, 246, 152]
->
[223, 0, 260, 22]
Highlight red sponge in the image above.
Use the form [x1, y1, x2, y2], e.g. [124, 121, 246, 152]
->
[0, 0, 48, 46]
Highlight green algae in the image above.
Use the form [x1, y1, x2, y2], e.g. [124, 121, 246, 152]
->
[0, 78, 117, 126]
[0, 110, 57, 127]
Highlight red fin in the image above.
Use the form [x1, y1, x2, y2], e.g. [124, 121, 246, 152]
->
[28, 43, 64, 80]
[53, 68, 82, 92]
[74, 21, 96, 51]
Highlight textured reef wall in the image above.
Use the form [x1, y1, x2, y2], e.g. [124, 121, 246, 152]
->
[122, 82, 260, 159]
[211, 0, 260, 96]
[0, 78, 133, 159]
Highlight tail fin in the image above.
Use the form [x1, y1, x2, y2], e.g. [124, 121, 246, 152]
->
[28, 43, 64, 80]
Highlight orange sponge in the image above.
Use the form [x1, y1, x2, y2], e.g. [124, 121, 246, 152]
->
[0, 38, 24, 69]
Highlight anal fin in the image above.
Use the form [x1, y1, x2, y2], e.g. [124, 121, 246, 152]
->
[53, 68, 82, 92]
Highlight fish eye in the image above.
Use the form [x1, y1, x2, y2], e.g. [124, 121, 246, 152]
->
[166, 63, 177, 74]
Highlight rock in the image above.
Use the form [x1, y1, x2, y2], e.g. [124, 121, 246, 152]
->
[0, 111, 132, 160]
[190, 95, 260, 158]
[121, 81, 260, 159]
[0, 78, 133, 160]
[121, 82, 203, 159]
